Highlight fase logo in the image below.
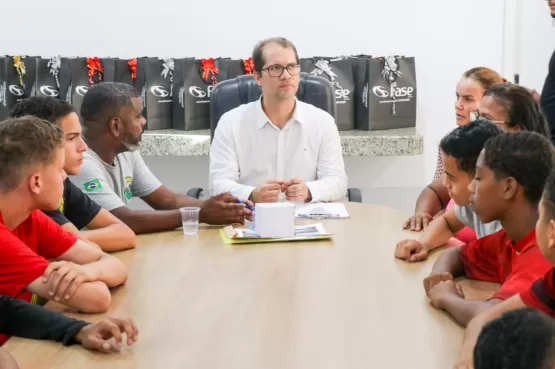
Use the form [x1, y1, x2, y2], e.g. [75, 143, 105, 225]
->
[372, 84, 414, 99]
[75, 86, 89, 97]
[332, 81, 350, 101]
[9, 85, 24, 96]
[188, 85, 214, 99]
[150, 85, 170, 98]
[39, 85, 59, 97]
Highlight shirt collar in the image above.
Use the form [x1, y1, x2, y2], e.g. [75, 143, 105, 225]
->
[255, 96, 304, 129]
[504, 228, 537, 255]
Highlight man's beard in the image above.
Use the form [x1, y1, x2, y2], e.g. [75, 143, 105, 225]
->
[121, 132, 141, 152]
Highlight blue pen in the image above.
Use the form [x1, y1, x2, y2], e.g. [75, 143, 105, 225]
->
[236, 199, 254, 211]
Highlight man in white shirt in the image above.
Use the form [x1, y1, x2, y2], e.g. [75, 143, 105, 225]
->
[209, 37, 348, 203]
[71, 82, 253, 234]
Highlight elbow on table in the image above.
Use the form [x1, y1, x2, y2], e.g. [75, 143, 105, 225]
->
[75, 282, 112, 313]
[114, 225, 137, 251]
[110, 257, 129, 287]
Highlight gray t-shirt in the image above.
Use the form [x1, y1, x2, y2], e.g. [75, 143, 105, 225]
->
[454, 205, 502, 239]
[70, 150, 162, 211]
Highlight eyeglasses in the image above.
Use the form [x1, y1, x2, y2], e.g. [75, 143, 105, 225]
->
[469, 111, 508, 127]
[262, 63, 301, 77]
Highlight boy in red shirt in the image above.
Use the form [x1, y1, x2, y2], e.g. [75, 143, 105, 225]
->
[455, 164, 555, 368]
[423, 131, 554, 328]
[0, 117, 128, 345]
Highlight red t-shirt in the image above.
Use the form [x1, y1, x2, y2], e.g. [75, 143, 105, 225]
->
[0, 210, 77, 345]
[520, 268, 555, 318]
[459, 229, 552, 300]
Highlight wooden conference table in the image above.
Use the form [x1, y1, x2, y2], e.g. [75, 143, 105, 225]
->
[5, 203, 499, 369]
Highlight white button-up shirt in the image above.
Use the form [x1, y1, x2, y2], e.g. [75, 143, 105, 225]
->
[209, 98, 348, 202]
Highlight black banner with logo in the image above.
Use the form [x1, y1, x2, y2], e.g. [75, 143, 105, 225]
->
[0, 57, 7, 121]
[144, 57, 173, 130]
[300, 57, 355, 131]
[68, 58, 90, 117]
[358, 56, 417, 131]
[172, 58, 229, 131]
[35, 57, 71, 100]
[5, 56, 37, 113]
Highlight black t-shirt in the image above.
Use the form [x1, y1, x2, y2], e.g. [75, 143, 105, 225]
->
[43, 178, 102, 230]
[541, 48, 555, 144]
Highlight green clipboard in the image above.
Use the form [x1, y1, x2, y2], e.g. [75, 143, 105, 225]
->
[219, 226, 333, 245]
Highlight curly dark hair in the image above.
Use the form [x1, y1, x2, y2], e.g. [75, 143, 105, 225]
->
[484, 84, 550, 138]
[474, 308, 555, 369]
[80, 82, 140, 131]
[483, 131, 555, 204]
[439, 118, 504, 174]
[0, 116, 64, 191]
[9, 96, 75, 124]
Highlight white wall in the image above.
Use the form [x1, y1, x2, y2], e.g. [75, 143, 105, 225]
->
[0, 0, 506, 209]
[503, 0, 555, 91]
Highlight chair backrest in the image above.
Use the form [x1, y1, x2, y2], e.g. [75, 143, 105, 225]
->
[209, 72, 336, 139]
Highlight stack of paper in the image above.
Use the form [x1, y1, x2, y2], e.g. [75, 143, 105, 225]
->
[220, 223, 333, 245]
[294, 203, 350, 219]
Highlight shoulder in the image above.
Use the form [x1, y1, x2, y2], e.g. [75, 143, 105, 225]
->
[27, 210, 54, 229]
[80, 151, 104, 172]
[454, 205, 473, 219]
[64, 177, 79, 193]
[217, 102, 254, 129]
[467, 229, 507, 250]
[298, 101, 336, 128]
[126, 151, 145, 166]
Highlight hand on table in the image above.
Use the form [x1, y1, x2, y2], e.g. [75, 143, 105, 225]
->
[76, 317, 139, 352]
[423, 272, 454, 294]
[427, 280, 465, 310]
[282, 178, 311, 202]
[249, 180, 283, 203]
[42, 261, 96, 302]
[200, 192, 253, 225]
[403, 212, 433, 232]
[394, 239, 430, 262]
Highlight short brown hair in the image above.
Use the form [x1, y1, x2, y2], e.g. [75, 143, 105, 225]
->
[252, 37, 299, 73]
[462, 67, 505, 90]
[0, 116, 65, 191]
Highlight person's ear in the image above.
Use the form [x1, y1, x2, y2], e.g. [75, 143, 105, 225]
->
[503, 177, 518, 200]
[108, 117, 122, 137]
[548, 219, 555, 250]
[28, 173, 41, 195]
[254, 71, 263, 86]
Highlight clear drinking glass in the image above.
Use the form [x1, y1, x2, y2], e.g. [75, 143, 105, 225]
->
[180, 207, 201, 235]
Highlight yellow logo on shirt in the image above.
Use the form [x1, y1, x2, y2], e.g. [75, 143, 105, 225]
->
[57, 196, 65, 214]
[124, 176, 133, 200]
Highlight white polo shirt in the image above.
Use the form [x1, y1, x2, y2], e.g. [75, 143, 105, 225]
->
[209, 98, 348, 202]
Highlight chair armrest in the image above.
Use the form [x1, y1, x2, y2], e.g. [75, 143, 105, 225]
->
[186, 187, 204, 199]
[347, 188, 362, 203]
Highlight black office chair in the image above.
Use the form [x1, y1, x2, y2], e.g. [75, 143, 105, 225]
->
[187, 72, 362, 203]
